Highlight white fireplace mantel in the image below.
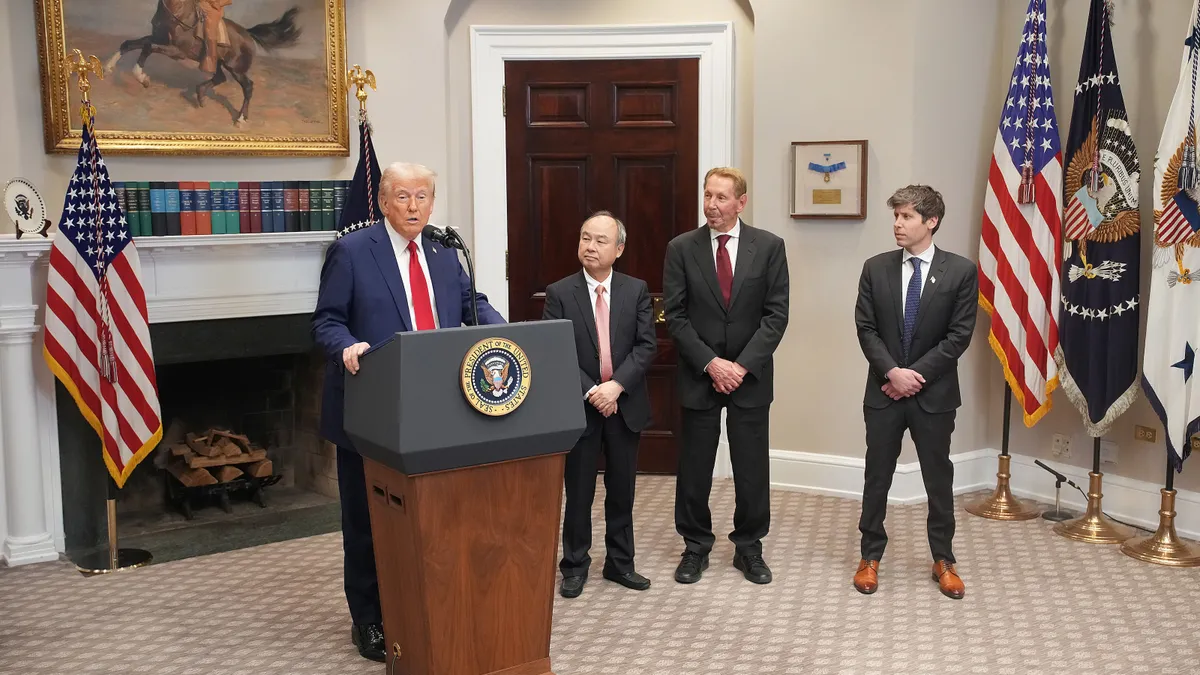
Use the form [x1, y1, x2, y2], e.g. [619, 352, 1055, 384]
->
[0, 231, 334, 565]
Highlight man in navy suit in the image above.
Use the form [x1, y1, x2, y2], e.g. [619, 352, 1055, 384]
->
[311, 162, 505, 662]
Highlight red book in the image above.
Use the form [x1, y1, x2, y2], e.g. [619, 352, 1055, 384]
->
[193, 181, 212, 235]
[238, 181, 250, 233]
[248, 181, 263, 233]
[179, 181, 196, 235]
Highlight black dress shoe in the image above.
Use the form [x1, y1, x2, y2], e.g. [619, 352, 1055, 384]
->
[674, 551, 709, 584]
[602, 567, 651, 591]
[351, 623, 385, 662]
[734, 553, 773, 584]
[560, 574, 586, 598]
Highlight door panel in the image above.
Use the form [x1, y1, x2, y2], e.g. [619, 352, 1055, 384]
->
[505, 58, 699, 474]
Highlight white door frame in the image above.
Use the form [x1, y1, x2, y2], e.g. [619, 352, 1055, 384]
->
[468, 22, 737, 479]
[468, 22, 735, 319]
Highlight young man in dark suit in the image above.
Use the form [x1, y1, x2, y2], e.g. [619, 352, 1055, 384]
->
[311, 162, 505, 661]
[542, 211, 657, 598]
[852, 184, 978, 600]
[663, 167, 790, 585]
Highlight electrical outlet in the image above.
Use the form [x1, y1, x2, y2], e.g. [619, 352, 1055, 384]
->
[1052, 433, 1071, 458]
[1134, 425, 1157, 443]
[1100, 440, 1118, 464]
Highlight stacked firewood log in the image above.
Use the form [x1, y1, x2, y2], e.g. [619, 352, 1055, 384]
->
[164, 428, 273, 487]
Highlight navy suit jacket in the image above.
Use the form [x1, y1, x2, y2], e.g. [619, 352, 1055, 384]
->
[311, 221, 506, 448]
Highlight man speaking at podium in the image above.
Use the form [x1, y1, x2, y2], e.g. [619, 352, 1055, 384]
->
[311, 162, 504, 662]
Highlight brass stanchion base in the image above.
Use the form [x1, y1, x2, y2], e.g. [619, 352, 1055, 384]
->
[1120, 489, 1200, 567]
[965, 454, 1040, 520]
[74, 548, 152, 576]
[1053, 472, 1133, 544]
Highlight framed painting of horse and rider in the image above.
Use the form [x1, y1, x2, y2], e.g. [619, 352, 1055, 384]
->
[34, 0, 348, 156]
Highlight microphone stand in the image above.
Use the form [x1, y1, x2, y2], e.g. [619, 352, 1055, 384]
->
[443, 227, 479, 326]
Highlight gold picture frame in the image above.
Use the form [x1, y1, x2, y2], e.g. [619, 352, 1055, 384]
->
[34, 0, 349, 156]
[790, 140, 868, 219]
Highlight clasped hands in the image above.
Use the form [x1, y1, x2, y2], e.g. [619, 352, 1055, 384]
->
[882, 367, 925, 400]
[588, 381, 623, 417]
[708, 357, 747, 394]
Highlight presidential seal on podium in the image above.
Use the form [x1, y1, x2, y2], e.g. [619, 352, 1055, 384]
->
[461, 337, 531, 416]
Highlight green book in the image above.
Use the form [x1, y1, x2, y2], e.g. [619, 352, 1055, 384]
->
[225, 181, 241, 233]
[210, 181, 226, 234]
[136, 182, 152, 237]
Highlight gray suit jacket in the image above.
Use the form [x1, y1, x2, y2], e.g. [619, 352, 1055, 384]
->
[854, 246, 979, 413]
[663, 220, 790, 410]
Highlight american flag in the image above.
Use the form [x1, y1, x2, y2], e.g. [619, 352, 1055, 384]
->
[978, 0, 1063, 427]
[42, 119, 163, 488]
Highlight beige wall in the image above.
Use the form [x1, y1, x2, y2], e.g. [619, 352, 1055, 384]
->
[753, 0, 1002, 463]
[996, 0, 1200, 491]
[2, 0, 1195, 490]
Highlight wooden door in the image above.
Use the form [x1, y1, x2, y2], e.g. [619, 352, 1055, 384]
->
[504, 58, 699, 474]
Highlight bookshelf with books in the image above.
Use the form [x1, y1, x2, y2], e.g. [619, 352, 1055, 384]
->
[112, 180, 352, 236]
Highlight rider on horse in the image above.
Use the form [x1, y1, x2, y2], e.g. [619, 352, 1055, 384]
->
[196, 0, 232, 74]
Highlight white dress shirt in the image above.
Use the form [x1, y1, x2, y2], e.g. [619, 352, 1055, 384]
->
[583, 268, 613, 319]
[901, 243, 936, 311]
[385, 219, 440, 329]
[709, 218, 742, 270]
[582, 268, 613, 398]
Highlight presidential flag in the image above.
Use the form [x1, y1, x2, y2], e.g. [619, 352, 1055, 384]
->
[42, 118, 163, 488]
[337, 109, 382, 238]
[1054, 0, 1142, 438]
[1144, 0, 1200, 470]
[978, 0, 1063, 427]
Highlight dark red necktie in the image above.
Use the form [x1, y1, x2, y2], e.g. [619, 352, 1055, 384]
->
[715, 234, 733, 306]
[406, 240, 436, 330]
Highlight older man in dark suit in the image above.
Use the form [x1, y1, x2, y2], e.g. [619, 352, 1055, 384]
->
[542, 211, 657, 598]
[852, 184, 978, 600]
[311, 162, 505, 661]
[663, 167, 790, 585]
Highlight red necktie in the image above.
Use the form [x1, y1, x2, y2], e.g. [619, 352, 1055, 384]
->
[406, 240, 436, 331]
[595, 286, 613, 382]
[715, 234, 733, 306]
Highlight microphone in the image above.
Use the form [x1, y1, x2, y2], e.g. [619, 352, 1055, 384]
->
[422, 224, 478, 326]
[1034, 459, 1079, 522]
[1034, 459, 1067, 483]
[422, 224, 462, 250]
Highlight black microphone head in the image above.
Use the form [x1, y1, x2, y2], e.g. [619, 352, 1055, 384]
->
[423, 224, 452, 246]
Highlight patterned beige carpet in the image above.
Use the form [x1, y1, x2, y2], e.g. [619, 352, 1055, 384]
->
[3, 476, 1200, 674]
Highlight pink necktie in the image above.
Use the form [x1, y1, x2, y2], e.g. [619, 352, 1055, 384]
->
[595, 286, 613, 382]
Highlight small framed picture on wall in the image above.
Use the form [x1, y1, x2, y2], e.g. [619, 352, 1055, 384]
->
[790, 140, 868, 219]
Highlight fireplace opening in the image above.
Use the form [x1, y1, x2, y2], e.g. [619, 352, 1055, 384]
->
[57, 314, 343, 564]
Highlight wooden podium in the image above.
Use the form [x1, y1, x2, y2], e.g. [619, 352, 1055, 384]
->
[343, 321, 586, 675]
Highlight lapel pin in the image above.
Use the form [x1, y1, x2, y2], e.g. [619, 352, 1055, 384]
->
[930, 277, 937, 284]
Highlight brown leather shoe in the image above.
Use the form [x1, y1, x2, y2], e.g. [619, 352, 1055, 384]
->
[931, 560, 964, 599]
[853, 559, 879, 594]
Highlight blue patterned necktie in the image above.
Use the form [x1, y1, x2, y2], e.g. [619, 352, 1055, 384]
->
[902, 258, 922, 359]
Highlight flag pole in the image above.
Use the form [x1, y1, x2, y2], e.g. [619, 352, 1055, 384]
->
[965, 384, 1041, 520]
[61, 48, 152, 576]
[1053, 437, 1133, 544]
[1120, 448, 1200, 565]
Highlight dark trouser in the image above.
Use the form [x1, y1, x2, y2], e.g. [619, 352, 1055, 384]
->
[858, 398, 957, 563]
[560, 410, 640, 577]
[674, 402, 771, 558]
[337, 445, 381, 625]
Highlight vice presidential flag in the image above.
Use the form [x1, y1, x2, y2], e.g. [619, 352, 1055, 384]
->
[1144, 1, 1200, 470]
[1055, 0, 1142, 438]
[978, 0, 1063, 427]
[42, 118, 163, 488]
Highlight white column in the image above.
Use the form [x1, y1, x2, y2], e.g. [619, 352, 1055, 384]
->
[0, 307, 57, 565]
